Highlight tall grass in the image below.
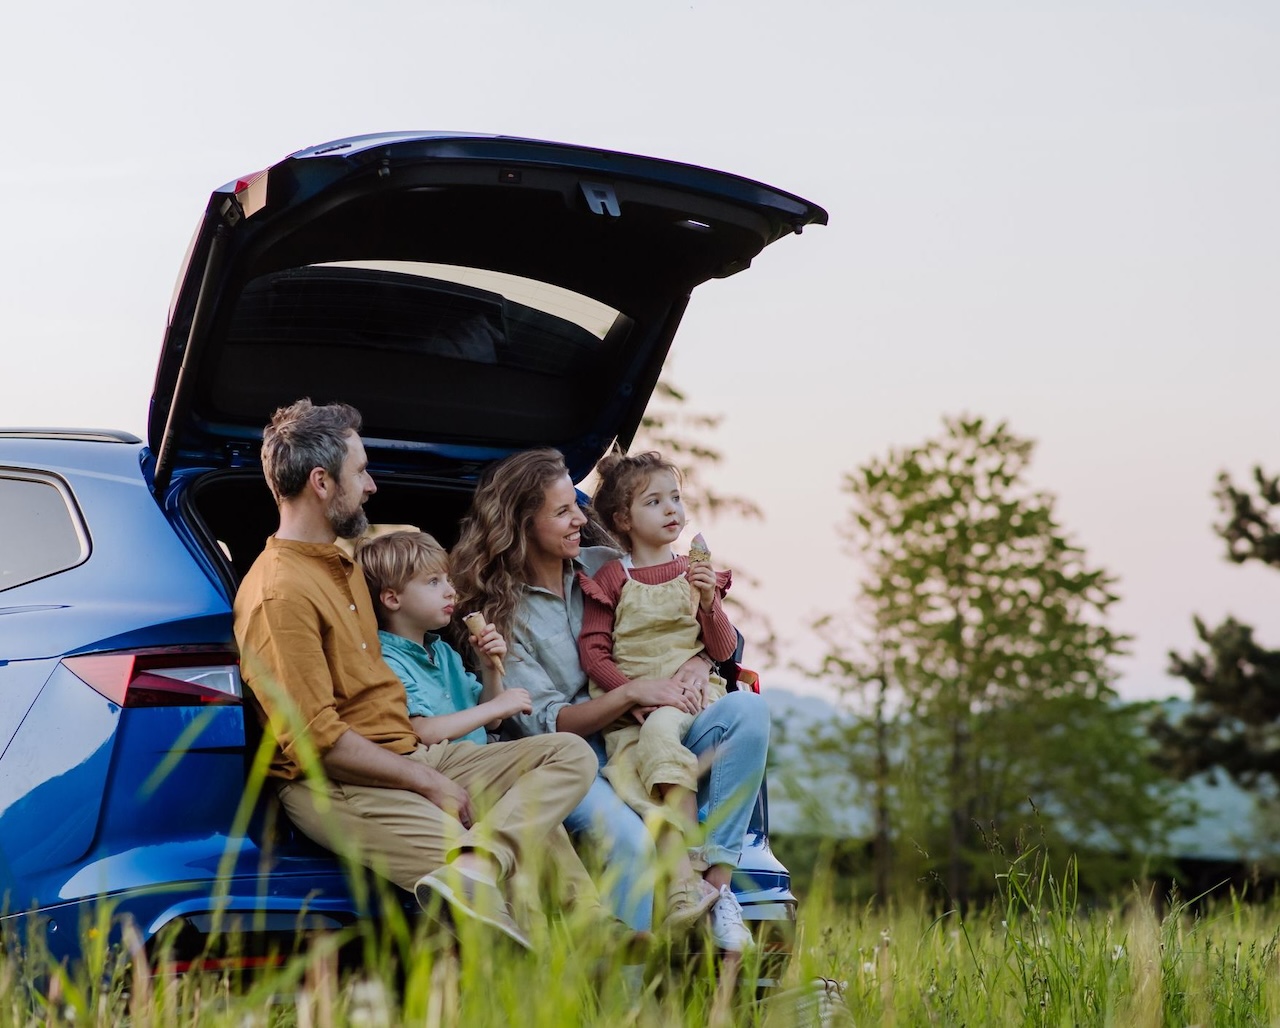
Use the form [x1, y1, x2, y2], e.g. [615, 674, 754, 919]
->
[5, 716, 1276, 1025]
[781, 849, 1280, 1027]
[2, 894, 766, 1027]
[7, 852, 1280, 1026]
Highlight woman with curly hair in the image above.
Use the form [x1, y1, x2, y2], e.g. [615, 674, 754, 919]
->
[450, 448, 770, 951]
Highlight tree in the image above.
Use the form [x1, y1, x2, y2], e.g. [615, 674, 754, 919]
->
[1153, 468, 1280, 787]
[796, 628, 902, 905]
[636, 379, 763, 525]
[807, 416, 1181, 905]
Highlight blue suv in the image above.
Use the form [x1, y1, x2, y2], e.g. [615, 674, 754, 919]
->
[0, 132, 825, 973]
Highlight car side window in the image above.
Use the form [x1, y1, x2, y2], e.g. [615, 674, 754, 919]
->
[0, 472, 90, 591]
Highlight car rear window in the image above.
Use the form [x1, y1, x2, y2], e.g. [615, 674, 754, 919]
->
[206, 261, 636, 447]
[0, 472, 90, 591]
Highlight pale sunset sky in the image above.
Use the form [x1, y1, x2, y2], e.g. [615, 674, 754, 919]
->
[2, 1, 1277, 701]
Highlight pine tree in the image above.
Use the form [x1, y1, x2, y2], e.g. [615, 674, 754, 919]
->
[1153, 468, 1280, 786]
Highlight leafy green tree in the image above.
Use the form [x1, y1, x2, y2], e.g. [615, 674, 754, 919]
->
[1153, 468, 1280, 786]
[809, 416, 1181, 905]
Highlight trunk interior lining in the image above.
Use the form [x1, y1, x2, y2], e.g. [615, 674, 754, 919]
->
[189, 471, 477, 587]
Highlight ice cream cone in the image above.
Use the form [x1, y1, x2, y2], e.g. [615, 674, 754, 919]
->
[687, 533, 710, 616]
[462, 611, 506, 677]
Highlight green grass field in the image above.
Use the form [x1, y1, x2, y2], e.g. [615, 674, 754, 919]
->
[4, 850, 1279, 1027]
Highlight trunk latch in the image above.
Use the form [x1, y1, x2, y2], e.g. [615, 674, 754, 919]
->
[580, 182, 620, 218]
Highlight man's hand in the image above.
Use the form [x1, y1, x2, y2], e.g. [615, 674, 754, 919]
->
[320, 730, 477, 828]
[420, 768, 476, 829]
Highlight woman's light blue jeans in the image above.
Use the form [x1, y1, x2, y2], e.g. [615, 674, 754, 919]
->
[563, 689, 770, 930]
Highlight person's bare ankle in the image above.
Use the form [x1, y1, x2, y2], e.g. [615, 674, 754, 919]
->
[451, 852, 499, 885]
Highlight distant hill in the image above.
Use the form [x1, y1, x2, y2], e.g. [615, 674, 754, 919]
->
[762, 686, 869, 838]
[762, 686, 1268, 862]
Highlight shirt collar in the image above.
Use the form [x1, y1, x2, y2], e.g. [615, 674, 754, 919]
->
[378, 629, 439, 657]
[267, 535, 354, 568]
[521, 559, 577, 599]
[522, 546, 621, 598]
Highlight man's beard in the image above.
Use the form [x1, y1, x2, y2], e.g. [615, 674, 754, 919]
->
[328, 497, 369, 539]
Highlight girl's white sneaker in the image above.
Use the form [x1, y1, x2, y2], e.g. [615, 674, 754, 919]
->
[709, 885, 753, 952]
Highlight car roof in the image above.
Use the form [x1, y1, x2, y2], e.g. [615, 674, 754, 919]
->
[0, 429, 142, 444]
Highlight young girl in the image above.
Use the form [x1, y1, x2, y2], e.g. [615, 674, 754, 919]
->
[577, 450, 747, 944]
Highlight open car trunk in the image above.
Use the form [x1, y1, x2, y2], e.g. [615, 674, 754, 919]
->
[151, 132, 826, 495]
[185, 469, 483, 591]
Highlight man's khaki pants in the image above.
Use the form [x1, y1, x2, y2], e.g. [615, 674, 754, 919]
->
[277, 732, 599, 913]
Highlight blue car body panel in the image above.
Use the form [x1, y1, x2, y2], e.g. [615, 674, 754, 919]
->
[0, 657, 57, 762]
[1, 439, 230, 662]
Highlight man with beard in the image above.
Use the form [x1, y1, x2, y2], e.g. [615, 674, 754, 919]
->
[233, 399, 603, 949]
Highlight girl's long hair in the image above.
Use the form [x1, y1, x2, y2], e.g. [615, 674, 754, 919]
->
[452, 448, 596, 644]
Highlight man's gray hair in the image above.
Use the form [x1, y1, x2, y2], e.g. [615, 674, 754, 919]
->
[260, 399, 363, 503]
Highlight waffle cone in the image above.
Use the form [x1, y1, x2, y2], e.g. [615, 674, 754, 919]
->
[462, 611, 506, 677]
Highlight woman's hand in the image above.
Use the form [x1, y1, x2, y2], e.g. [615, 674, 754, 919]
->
[625, 678, 701, 715]
[674, 654, 715, 711]
[687, 560, 717, 612]
[674, 654, 711, 687]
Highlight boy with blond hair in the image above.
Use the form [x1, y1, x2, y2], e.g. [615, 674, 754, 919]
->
[358, 530, 532, 745]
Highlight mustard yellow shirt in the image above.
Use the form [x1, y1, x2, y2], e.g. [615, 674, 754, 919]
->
[233, 536, 418, 779]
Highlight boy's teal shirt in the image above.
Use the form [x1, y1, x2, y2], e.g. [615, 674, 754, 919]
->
[378, 629, 487, 745]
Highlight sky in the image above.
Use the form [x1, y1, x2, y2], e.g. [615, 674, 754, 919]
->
[2, 0, 1276, 702]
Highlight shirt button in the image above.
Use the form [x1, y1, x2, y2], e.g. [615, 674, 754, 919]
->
[349, 604, 356, 611]
[361, 642, 367, 649]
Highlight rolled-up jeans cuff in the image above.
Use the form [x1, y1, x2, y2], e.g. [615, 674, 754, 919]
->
[689, 844, 736, 871]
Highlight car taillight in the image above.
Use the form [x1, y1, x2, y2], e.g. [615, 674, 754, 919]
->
[64, 650, 241, 708]
[232, 169, 268, 218]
